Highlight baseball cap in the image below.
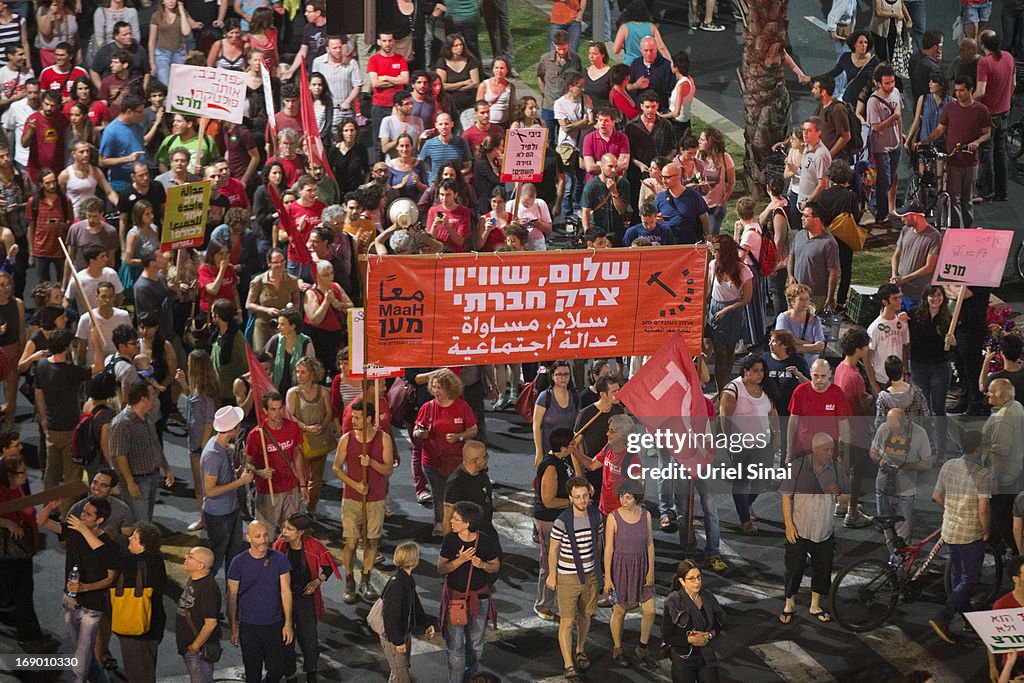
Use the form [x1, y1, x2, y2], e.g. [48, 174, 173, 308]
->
[894, 199, 924, 216]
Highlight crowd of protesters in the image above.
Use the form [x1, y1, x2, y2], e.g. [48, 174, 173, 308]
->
[0, 0, 1020, 682]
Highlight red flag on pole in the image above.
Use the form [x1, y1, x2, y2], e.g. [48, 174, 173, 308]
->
[245, 344, 279, 427]
[298, 60, 335, 180]
[268, 182, 314, 266]
[616, 333, 714, 469]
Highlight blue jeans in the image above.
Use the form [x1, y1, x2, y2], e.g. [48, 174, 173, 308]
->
[154, 47, 186, 88]
[876, 493, 916, 544]
[550, 21, 582, 53]
[657, 449, 676, 518]
[541, 108, 558, 149]
[444, 601, 488, 683]
[205, 507, 244, 584]
[562, 162, 584, 216]
[872, 147, 902, 219]
[939, 538, 985, 624]
[833, 41, 851, 99]
[909, 359, 951, 458]
[707, 204, 727, 236]
[1003, 7, 1024, 58]
[732, 445, 773, 523]
[903, 0, 926, 50]
[125, 471, 160, 522]
[65, 604, 109, 683]
[675, 476, 720, 557]
[423, 465, 447, 525]
[182, 651, 214, 683]
[978, 112, 1007, 199]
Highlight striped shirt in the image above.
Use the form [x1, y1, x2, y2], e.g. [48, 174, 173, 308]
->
[551, 511, 603, 575]
[418, 135, 471, 185]
[0, 16, 23, 68]
[935, 456, 992, 545]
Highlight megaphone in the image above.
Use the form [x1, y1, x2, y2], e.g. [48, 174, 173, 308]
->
[388, 197, 419, 229]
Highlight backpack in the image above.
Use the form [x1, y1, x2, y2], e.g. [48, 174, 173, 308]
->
[96, 355, 130, 389]
[71, 405, 112, 466]
[748, 216, 779, 277]
[833, 100, 864, 158]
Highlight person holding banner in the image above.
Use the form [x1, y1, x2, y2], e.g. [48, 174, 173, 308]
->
[302, 259, 351, 377]
[244, 391, 306, 538]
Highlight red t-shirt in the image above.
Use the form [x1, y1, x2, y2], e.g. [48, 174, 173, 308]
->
[197, 262, 238, 312]
[609, 90, 640, 126]
[415, 398, 477, 476]
[220, 177, 250, 208]
[27, 195, 72, 258]
[462, 123, 504, 157]
[245, 419, 302, 494]
[39, 65, 89, 99]
[25, 111, 69, 182]
[285, 199, 325, 262]
[939, 101, 991, 167]
[341, 395, 392, 434]
[62, 99, 110, 127]
[976, 53, 1014, 115]
[367, 52, 409, 108]
[597, 444, 631, 515]
[582, 129, 630, 182]
[477, 213, 506, 252]
[833, 361, 869, 416]
[341, 428, 388, 502]
[787, 382, 851, 456]
[268, 111, 303, 148]
[425, 204, 472, 253]
[268, 154, 306, 187]
[993, 592, 1023, 670]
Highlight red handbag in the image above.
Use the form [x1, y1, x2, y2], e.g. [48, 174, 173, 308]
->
[387, 377, 416, 428]
[515, 380, 538, 422]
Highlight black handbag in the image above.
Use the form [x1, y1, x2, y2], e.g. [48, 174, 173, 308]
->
[0, 527, 34, 560]
[184, 611, 222, 663]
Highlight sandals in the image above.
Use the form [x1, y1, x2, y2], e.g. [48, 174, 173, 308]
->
[809, 610, 833, 623]
[100, 654, 118, 670]
[574, 651, 591, 671]
[778, 610, 794, 625]
[564, 666, 580, 681]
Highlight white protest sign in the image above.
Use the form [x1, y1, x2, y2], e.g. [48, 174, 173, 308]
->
[931, 227, 1014, 288]
[167, 64, 246, 124]
[501, 127, 548, 183]
[348, 308, 403, 380]
[965, 608, 1024, 653]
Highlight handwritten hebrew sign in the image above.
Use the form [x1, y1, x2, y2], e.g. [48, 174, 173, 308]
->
[167, 64, 246, 124]
[931, 228, 1013, 288]
[500, 127, 548, 183]
[365, 247, 707, 367]
[161, 180, 211, 251]
[348, 308, 404, 380]
[965, 609, 1024, 654]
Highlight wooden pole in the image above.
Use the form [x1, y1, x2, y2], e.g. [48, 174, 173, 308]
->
[945, 285, 965, 351]
[568, 408, 605, 476]
[258, 425, 276, 506]
[192, 117, 209, 176]
[57, 237, 100, 333]
[511, 182, 523, 224]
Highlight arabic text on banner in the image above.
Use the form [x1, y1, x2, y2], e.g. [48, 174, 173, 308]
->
[365, 247, 707, 367]
[161, 180, 211, 251]
[167, 64, 247, 124]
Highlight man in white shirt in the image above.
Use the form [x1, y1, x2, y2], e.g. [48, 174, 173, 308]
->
[507, 183, 552, 251]
[0, 45, 33, 111]
[64, 243, 123, 313]
[866, 283, 910, 393]
[74, 281, 131, 363]
[1, 77, 38, 171]
[312, 35, 361, 120]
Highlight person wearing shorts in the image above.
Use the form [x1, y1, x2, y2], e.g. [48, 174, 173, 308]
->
[961, 0, 993, 41]
[333, 400, 394, 605]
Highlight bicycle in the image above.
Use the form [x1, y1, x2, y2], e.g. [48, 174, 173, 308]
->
[904, 146, 952, 231]
[1015, 239, 1024, 282]
[830, 515, 1004, 632]
[1006, 60, 1024, 163]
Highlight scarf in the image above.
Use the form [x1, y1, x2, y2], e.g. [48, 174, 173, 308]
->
[271, 332, 311, 387]
[557, 505, 603, 584]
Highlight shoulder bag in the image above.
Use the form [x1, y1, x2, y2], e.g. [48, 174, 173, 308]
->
[183, 610, 222, 663]
[828, 211, 867, 251]
[448, 536, 479, 626]
[110, 561, 152, 636]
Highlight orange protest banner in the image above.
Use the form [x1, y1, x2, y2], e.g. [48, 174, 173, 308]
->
[365, 246, 707, 367]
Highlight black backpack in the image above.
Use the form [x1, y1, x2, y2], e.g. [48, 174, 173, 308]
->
[833, 100, 864, 157]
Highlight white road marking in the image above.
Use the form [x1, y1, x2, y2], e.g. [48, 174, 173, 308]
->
[857, 625, 961, 683]
[750, 640, 840, 682]
[805, 15, 829, 31]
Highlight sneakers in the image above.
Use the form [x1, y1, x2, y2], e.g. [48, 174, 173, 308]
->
[534, 607, 556, 620]
[492, 393, 510, 411]
[432, 522, 445, 537]
[416, 491, 433, 504]
[700, 21, 726, 31]
[834, 503, 848, 518]
[929, 618, 958, 644]
[707, 556, 728, 573]
[844, 510, 874, 529]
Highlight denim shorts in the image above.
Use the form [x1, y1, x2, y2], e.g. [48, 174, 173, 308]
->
[961, 0, 992, 24]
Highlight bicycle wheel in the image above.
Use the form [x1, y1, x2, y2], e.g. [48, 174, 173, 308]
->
[830, 559, 899, 632]
[943, 542, 1004, 610]
[935, 193, 950, 232]
[1007, 122, 1024, 159]
[1017, 243, 1024, 282]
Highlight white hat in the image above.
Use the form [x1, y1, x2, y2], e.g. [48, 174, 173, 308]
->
[213, 406, 244, 433]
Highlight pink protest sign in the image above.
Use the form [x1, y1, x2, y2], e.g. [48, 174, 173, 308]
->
[931, 228, 1013, 288]
[500, 127, 548, 183]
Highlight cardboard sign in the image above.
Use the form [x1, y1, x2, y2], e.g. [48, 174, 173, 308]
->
[161, 180, 211, 251]
[365, 246, 707, 367]
[931, 228, 1014, 288]
[167, 64, 246, 124]
[965, 609, 1024, 654]
[500, 127, 548, 183]
[348, 308, 404, 380]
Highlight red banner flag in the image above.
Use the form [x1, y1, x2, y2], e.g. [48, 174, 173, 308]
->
[616, 333, 713, 469]
[298, 60, 334, 180]
[268, 183, 313, 265]
[245, 344, 279, 427]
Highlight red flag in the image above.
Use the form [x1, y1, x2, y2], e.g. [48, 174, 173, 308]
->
[245, 344, 278, 427]
[616, 333, 713, 469]
[298, 60, 335, 180]
[268, 183, 314, 265]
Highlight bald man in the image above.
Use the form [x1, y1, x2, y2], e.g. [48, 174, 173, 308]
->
[178, 546, 221, 680]
[443, 441, 498, 546]
[227, 521, 295, 683]
[982, 378, 1024, 555]
[581, 151, 630, 245]
[779, 432, 850, 625]
[869, 408, 933, 544]
[786, 359, 852, 464]
[627, 36, 674, 110]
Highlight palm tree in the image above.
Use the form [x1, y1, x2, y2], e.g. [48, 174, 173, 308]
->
[737, 0, 791, 200]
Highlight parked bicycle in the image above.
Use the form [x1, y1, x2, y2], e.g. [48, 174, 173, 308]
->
[903, 146, 952, 231]
[830, 515, 1003, 632]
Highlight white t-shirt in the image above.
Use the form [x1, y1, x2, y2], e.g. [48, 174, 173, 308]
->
[738, 221, 763, 269]
[867, 313, 910, 384]
[0, 65, 33, 101]
[708, 258, 752, 302]
[76, 307, 131, 359]
[507, 198, 552, 251]
[553, 95, 589, 149]
[797, 142, 831, 203]
[65, 267, 124, 313]
[2, 98, 35, 167]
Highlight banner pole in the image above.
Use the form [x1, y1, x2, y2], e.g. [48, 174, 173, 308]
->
[258, 424, 276, 507]
[58, 238, 100, 333]
[945, 285, 965, 352]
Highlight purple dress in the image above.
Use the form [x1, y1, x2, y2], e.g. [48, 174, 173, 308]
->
[610, 508, 654, 606]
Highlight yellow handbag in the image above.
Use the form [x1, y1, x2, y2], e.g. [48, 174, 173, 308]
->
[828, 211, 868, 251]
[109, 563, 153, 636]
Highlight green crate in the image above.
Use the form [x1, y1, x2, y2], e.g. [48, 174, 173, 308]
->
[847, 285, 880, 328]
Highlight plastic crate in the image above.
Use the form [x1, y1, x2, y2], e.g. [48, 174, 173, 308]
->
[847, 285, 880, 328]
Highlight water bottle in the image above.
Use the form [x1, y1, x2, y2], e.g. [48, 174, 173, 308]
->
[68, 565, 79, 597]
